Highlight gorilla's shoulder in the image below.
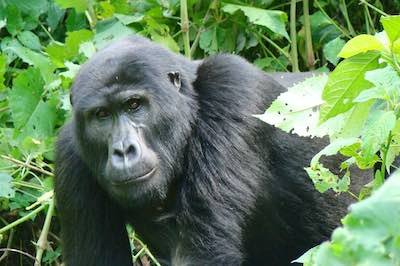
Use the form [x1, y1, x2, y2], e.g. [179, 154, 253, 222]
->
[194, 54, 283, 113]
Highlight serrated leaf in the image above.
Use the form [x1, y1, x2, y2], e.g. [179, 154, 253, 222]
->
[381, 16, 400, 43]
[310, 138, 360, 167]
[255, 74, 327, 137]
[0, 173, 15, 198]
[94, 19, 134, 49]
[338, 35, 384, 58]
[55, 0, 91, 13]
[222, 4, 289, 40]
[320, 51, 380, 122]
[9, 68, 45, 129]
[363, 65, 400, 103]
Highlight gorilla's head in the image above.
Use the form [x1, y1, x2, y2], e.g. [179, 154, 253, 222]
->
[70, 36, 197, 206]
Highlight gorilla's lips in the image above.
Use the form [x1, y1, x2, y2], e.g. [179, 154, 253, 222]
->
[111, 167, 157, 185]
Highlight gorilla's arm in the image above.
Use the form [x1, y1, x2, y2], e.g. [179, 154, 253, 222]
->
[55, 123, 133, 266]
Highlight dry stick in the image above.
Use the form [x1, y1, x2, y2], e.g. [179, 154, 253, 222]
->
[290, 0, 299, 72]
[34, 199, 55, 266]
[0, 248, 39, 263]
[302, 0, 315, 69]
[0, 155, 54, 177]
[180, 0, 191, 59]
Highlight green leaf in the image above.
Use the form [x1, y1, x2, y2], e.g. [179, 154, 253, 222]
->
[361, 110, 396, 161]
[0, 173, 15, 198]
[94, 19, 135, 49]
[9, 68, 45, 129]
[323, 37, 346, 65]
[5, 44, 55, 83]
[55, 0, 91, 13]
[301, 171, 400, 265]
[338, 34, 384, 58]
[254, 74, 327, 137]
[222, 4, 289, 40]
[363, 65, 400, 103]
[320, 51, 380, 122]
[17, 31, 42, 51]
[5, 0, 48, 17]
[46, 29, 93, 67]
[19, 99, 58, 140]
[381, 16, 400, 43]
[5, 5, 24, 36]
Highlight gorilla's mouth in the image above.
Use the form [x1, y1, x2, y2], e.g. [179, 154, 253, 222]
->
[111, 167, 157, 185]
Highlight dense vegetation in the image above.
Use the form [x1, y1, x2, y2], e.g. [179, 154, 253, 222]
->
[0, 0, 399, 265]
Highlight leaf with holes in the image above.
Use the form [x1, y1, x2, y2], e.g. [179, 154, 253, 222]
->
[0, 173, 15, 198]
[254, 74, 327, 137]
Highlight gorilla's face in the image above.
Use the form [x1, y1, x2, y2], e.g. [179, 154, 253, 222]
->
[70, 42, 196, 206]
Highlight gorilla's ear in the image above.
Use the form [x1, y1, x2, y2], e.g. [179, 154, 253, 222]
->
[167, 71, 181, 90]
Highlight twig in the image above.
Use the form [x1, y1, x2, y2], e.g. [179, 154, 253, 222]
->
[303, 0, 315, 69]
[35, 199, 55, 266]
[1, 155, 54, 177]
[0, 229, 14, 262]
[0, 248, 38, 263]
[359, 0, 389, 16]
[0, 204, 46, 234]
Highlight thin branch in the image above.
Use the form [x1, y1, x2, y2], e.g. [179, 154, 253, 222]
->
[0, 205, 46, 234]
[0, 229, 14, 262]
[290, 0, 299, 72]
[0, 248, 38, 263]
[1, 155, 54, 177]
[35, 199, 55, 266]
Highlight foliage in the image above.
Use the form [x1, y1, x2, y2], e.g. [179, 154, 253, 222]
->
[258, 14, 400, 264]
[0, 0, 398, 265]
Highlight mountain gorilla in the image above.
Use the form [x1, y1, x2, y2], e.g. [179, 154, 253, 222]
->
[55, 35, 363, 266]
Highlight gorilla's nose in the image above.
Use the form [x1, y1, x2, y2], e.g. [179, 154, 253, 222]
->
[111, 140, 140, 169]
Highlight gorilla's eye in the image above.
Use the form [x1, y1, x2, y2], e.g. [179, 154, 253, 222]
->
[125, 98, 141, 112]
[95, 107, 111, 119]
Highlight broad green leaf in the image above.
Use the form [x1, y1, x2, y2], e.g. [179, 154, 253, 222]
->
[17, 31, 42, 51]
[5, 45, 55, 83]
[222, 4, 289, 40]
[19, 99, 58, 140]
[114, 13, 144, 25]
[301, 171, 400, 265]
[46, 1, 65, 31]
[363, 65, 400, 103]
[338, 35, 384, 58]
[9, 68, 44, 129]
[5, 5, 24, 36]
[5, 0, 48, 18]
[55, 0, 91, 13]
[335, 101, 373, 139]
[46, 29, 93, 67]
[94, 19, 135, 49]
[150, 33, 179, 53]
[361, 110, 396, 161]
[254, 74, 327, 137]
[199, 26, 218, 54]
[0, 173, 15, 198]
[323, 37, 346, 65]
[381, 16, 400, 43]
[320, 51, 380, 122]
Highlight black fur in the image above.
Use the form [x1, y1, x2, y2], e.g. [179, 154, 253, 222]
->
[55, 36, 363, 266]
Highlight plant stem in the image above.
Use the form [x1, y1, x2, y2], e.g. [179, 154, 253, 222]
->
[180, 0, 191, 59]
[303, 0, 315, 69]
[290, 0, 299, 72]
[259, 34, 290, 59]
[0, 205, 46, 234]
[340, 0, 356, 36]
[359, 0, 389, 16]
[314, 0, 351, 38]
[35, 199, 55, 266]
[1, 155, 54, 177]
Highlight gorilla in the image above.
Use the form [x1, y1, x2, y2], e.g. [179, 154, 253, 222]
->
[55, 35, 364, 266]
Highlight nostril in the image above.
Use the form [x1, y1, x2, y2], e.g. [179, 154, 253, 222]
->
[113, 149, 124, 159]
[125, 145, 137, 160]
